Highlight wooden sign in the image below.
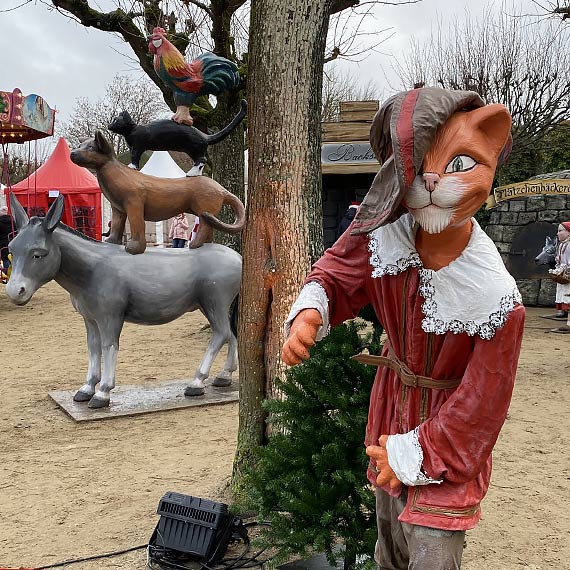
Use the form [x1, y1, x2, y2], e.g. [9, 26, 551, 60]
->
[487, 178, 570, 208]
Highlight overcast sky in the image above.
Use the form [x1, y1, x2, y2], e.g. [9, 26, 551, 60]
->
[1, 0, 545, 132]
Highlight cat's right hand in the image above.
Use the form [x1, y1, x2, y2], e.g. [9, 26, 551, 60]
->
[281, 309, 322, 365]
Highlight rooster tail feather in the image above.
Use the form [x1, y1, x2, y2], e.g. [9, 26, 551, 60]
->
[196, 52, 240, 95]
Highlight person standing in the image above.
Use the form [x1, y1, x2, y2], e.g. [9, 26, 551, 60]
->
[336, 201, 360, 240]
[190, 216, 200, 244]
[0, 206, 15, 271]
[549, 221, 570, 333]
[169, 213, 190, 248]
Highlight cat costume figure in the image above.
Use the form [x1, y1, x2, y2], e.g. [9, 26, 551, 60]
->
[282, 88, 525, 570]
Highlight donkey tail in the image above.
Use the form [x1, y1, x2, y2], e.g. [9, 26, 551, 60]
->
[200, 191, 246, 234]
[205, 99, 247, 146]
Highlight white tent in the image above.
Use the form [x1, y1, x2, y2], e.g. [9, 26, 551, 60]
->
[140, 150, 186, 178]
[140, 151, 187, 245]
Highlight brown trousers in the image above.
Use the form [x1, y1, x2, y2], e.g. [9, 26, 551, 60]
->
[375, 488, 465, 570]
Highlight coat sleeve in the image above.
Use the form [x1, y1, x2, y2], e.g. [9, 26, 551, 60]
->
[304, 228, 372, 327]
[418, 304, 525, 483]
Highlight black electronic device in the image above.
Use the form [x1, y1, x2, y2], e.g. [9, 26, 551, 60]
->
[149, 492, 234, 564]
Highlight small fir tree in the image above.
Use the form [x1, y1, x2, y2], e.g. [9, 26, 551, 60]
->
[243, 319, 382, 570]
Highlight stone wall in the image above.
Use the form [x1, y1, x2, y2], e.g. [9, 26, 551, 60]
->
[485, 194, 570, 306]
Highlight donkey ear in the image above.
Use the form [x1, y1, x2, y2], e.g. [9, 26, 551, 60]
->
[43, 195, 65, 232]
[94, 130, 114, 155]
[9, 192, 29, 230]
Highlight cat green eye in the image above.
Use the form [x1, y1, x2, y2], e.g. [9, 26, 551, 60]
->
[445, 155, 476, 173]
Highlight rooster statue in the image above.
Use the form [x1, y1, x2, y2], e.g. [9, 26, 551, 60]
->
[149, 27, 240, 126]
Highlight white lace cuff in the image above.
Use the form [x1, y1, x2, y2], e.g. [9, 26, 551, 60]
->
[386, 427, 443, 486]
[284, 281, 330, 341]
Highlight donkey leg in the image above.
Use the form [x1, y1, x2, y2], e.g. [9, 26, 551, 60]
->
[185, 313, 229, 397]
[74, 318, 102, 402]
[212, 332, 238, 388]
[88, 319, 124, 409]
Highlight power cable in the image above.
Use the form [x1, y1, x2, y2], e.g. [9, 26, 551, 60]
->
[1, 544, 148, 570]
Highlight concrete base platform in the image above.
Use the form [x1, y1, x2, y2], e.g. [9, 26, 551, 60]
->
[48, 379, 239, 422]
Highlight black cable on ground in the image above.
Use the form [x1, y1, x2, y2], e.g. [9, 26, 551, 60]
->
[4, 519, 273, 570]
[2, 544, 148, 570]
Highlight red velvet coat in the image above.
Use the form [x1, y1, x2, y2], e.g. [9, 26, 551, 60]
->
[306, 228, 525, 531]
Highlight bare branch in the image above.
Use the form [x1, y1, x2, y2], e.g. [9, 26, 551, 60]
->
[184, 0, 213, 18]
[394, 0, 570, 177]
[330, 0, 359, 15]
[322, 64, 382, 121]
[0, 0, 32, 12]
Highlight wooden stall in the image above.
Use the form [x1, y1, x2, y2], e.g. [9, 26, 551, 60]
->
[321, 100, 380, 248]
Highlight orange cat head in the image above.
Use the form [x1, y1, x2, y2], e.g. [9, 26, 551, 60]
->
[402, 104, 511, 234]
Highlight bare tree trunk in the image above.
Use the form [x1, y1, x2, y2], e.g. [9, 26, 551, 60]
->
[209, 1, 246, 252]
[209, 92, 246, 253]
[232, 0, 328, 490]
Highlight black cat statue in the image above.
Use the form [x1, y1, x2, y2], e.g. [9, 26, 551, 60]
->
[108, 99, 247, 177]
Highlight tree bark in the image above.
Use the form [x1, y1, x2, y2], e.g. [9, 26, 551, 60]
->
[209, 91, 246, 253]
[232, 0, 328, 490]
[209, 0, 246, 252]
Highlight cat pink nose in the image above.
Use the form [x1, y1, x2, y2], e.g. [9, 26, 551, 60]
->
[423, 172, 440, 192]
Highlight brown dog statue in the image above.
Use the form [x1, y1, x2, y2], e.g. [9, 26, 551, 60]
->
[70, 131, 245, 254]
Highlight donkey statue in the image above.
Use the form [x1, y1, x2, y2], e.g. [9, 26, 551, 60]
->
[5, 193, 241, 408]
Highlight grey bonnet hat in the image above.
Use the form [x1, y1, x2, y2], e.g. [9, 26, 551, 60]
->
[350, 87, 485, 234]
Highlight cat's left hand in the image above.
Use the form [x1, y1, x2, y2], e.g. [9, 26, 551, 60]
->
[366, 435, 402, 491]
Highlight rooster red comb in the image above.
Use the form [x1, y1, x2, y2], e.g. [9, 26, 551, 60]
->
[152, 27, 166, 36]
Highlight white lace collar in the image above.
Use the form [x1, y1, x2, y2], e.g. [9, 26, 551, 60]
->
[368, 214, 522, 340]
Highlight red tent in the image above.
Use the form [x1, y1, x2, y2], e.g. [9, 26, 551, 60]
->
[5, 138, 102, 240]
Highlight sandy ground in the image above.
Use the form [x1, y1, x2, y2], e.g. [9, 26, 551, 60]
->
[0, 282, 569, 570]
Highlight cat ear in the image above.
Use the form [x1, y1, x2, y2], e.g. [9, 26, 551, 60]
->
[471, 104, 512, 161]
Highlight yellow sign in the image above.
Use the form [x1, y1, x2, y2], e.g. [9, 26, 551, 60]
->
[486, 178, 570, 209]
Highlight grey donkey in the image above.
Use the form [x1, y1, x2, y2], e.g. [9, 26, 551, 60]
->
[5, 193, 241, 408]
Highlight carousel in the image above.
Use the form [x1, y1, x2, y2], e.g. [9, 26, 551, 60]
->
[0, 88, 56, 282]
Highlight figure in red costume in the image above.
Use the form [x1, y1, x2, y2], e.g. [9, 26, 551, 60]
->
[282, 88, 525, 570]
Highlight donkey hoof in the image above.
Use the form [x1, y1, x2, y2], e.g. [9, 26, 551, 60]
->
[73, 390, 93, 403]
[212, 377, 232, 387]
[88, 395, 110, 409]
[184, 385, 205, 397]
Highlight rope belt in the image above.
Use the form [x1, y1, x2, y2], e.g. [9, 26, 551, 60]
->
[352, 345, 462, 390]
